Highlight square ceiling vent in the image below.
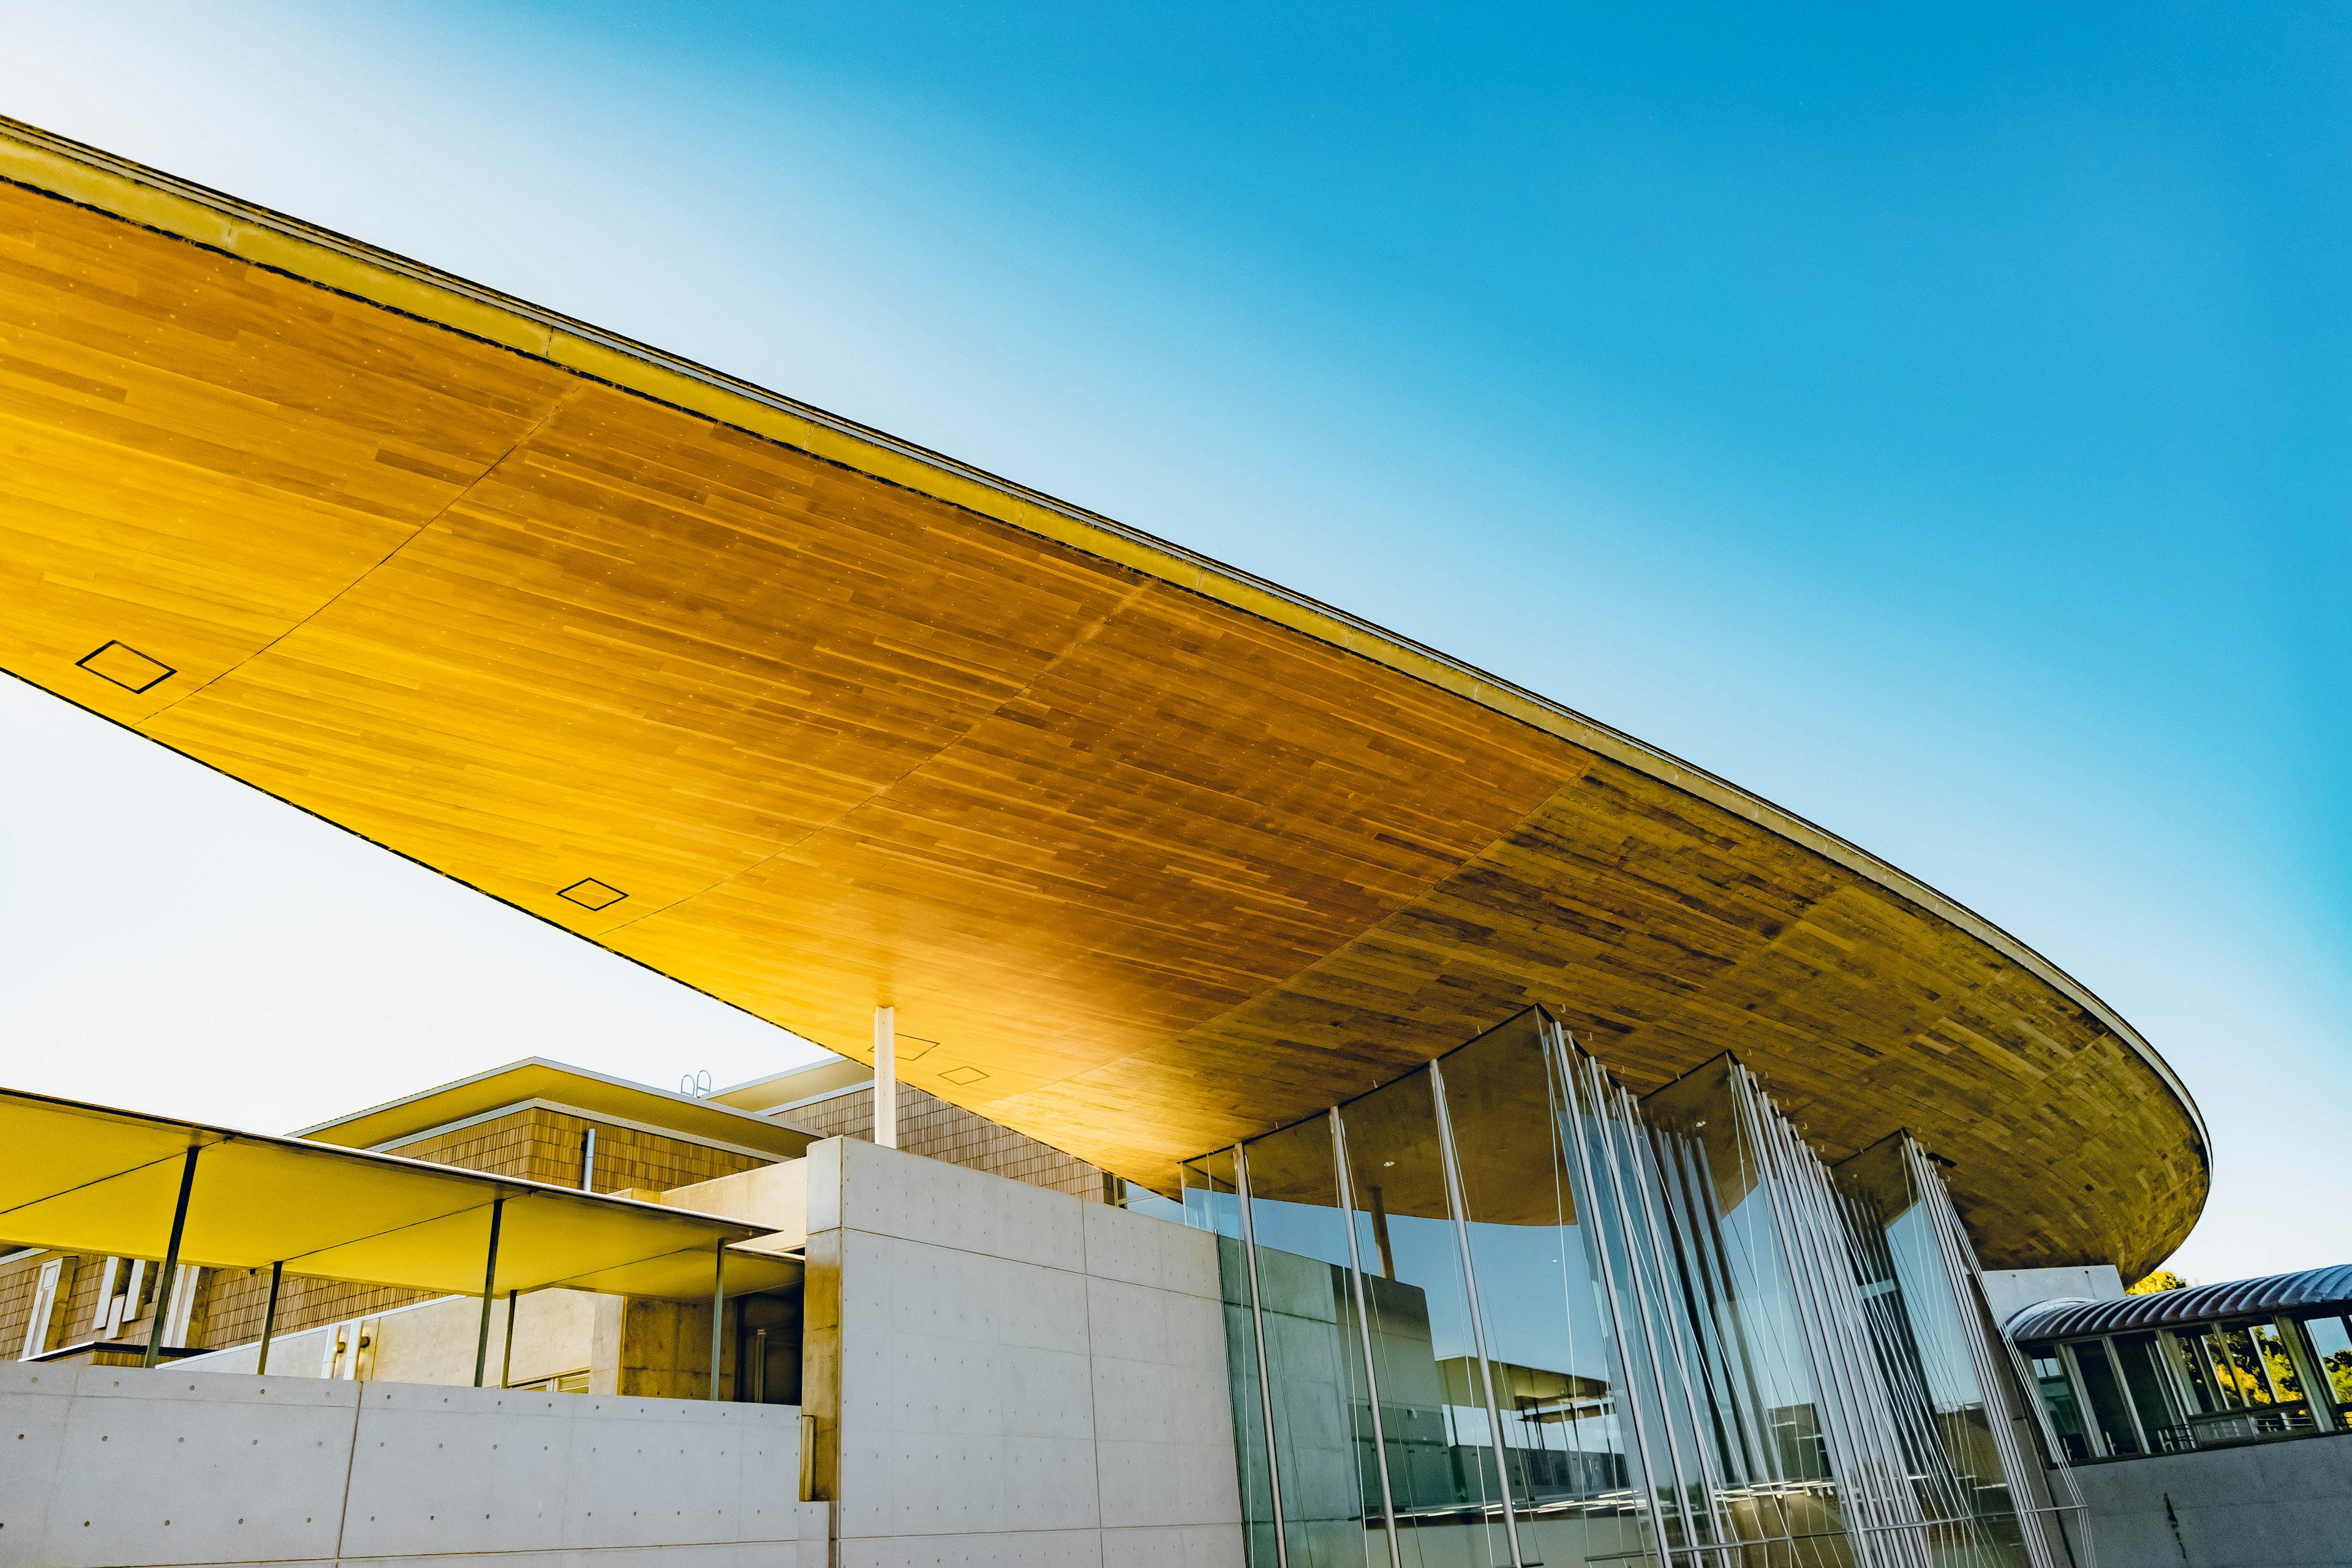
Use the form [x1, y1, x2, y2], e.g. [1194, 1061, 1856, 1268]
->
[77, 641, 175, 693]
[939, 1065, 990, 1087]
[559, 878, 627, 911]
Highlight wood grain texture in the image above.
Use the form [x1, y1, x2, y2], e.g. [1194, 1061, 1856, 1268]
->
[0, 166, 2206, 1276]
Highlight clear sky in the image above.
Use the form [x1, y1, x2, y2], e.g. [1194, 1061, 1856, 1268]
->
[0, 2, 2343, 1283]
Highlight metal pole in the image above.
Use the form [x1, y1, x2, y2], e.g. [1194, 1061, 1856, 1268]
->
[1330, 1109, 1403, 1568]
[255, 1260, 284, 1375]
[144, 1147, 200, 1369]
[872, 1006, 899, 1149]
[502, 1289, 519, 1389]
[1233, 1142, 1290, 1568]
[473, 1198, 504, 1388]
[579, 1127, 598, 1191]
[710, 1237, 728, 1401]
[1428, 1060, 1525, 1568]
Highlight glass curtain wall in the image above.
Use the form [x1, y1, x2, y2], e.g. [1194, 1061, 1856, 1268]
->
[1191, 1008, 2052, 1568]
[1834, 1135, 2038, 1568]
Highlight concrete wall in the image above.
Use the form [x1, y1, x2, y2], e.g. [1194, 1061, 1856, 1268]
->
[179, 1287, 605, 1388]
[802, 1137, 1243, 1568]
[2065, 1432, 2352, 1568]
[0, 1360, 823, 1568]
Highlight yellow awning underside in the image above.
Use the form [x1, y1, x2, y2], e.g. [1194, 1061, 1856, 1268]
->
[0, 1090, 799, 1300]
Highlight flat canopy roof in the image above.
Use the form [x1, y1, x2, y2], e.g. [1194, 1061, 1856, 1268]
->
[300, 1058, 816, 1161]
[0, 1088, 799, 1302]
[0, 115, 2207, 1276]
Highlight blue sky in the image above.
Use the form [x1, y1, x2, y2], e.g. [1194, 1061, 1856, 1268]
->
[0, 2, 2343, 1281]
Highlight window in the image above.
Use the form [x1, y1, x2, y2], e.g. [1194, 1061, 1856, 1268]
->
[2026, 1346, 2090, 1463]
[2302, 1314, 2352, 1410]
[2111, 1335, 2178, 1451]
[2069, 1341, 2143, 1457]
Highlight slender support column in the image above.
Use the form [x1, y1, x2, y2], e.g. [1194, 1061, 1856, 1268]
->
[473, 1198, 504, 1388]
[1428, 1061, 1525, 1568]
[579, 1127, 598, 1191]
[872, 1006, 898, 1149]
[144, 1147, 200, 1368]
[501, 1289, 519, 1388]
[710, 1237, 728, 1401]
[1232, 1142, 1289, 1568]
[1330, 1109, 1403, 1568]
[255, 1260, 284, 1375]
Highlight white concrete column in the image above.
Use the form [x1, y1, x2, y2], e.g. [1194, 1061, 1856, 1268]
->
[872, 1006, 898, 1149]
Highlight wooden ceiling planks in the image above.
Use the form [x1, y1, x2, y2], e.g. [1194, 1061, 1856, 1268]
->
[0, 127, 2207, 1275]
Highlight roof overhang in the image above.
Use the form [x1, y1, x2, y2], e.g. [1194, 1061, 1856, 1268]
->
[0, 115, 2209, 1276]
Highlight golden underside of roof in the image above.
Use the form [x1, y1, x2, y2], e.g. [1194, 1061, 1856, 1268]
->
[0, 123, 2206, 1276]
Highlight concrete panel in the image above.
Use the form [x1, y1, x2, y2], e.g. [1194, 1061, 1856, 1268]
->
[0, 1365, 74, 1556]
[1084, 1204, 1219, 1302]
[838, 1139, 1085, 1275]
[0, 1362, 804, 1568]
[12, 1365, 359, 1568]
[2065, 1433, 2352, 1568]
[1102, 1523, 1247, 1568]
[841, 1528, 1106, 1568]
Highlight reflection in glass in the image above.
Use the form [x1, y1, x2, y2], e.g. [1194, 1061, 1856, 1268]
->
[2111, 1335, 2176, 1452]
[2305, 1314, 2352, 1409]
[1187, 1148, 1283, 1568]
[1338, 1066, 1515, 1568]
[2070, 1341, 2141, 1457]
[2026, 1349, 2090, 1463]
[1242, 1114, 1393, 1568]
[1438, 1012, 1652, 1568]
[1838, 1135, 2032, 1566]
[1186, 1007, 2059, 1568]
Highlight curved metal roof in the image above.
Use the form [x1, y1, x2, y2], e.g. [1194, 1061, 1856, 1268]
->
[2007, 1265, 2352, 1342]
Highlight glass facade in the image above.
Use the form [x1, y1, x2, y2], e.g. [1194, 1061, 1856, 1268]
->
[1187, 1008, 2058, 1568]
[2022, 1310, 2352, 1455]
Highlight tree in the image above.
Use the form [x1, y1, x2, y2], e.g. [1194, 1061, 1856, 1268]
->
[2128, 1269, 2190, 1295]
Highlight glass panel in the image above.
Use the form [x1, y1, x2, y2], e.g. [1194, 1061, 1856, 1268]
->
[2026, 1347, 2090, 1463]
[2112, 1335, 2179, 1453]
[1186, 1150, 1280, 1568]
[2162, 1331, 2217, 1415]
[2247, 1321, 2305, 1409]
[1245, 1115, 1390, 1568]
[1121, 1180, 1189, 1225]
[1438, 1011, 1653, 1568]
[2070, 1342, 2141, 1456]
[1643, 1058, 1854, 1564]
[2303, 1314, 2352, 1409]
[1836, 1136, 2028, 1564]
[1338, 1066, 1513, 1568]
[2211, 1323, 2274, 1406]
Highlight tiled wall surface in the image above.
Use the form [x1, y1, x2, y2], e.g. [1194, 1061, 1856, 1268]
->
[784, 1082, 1107, 1202]
[803, 1137, 1243, 1568]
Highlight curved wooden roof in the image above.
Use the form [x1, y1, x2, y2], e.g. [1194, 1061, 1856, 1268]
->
[0, 117, 2206, 1275]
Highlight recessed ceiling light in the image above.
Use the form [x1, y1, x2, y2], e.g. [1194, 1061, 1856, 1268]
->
[559, 879, 627, 911]
[77, 641, 174, 694]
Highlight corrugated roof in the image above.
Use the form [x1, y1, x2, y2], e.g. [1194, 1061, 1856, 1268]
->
[2006, 1265, 2352, 1342]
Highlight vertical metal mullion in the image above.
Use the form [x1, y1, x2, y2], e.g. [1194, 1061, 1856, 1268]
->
[1420, 1062, 1533, 1561]
[1740, 1082, 1888, 1566]
[1234, 1142, 1291, 1568]
[1429, 1060, 1527, 1568]
[1332, 1109, 1403, 1568]
[1768, 1094, 1923, 1568]
[1588, 1057, 1705, 1558]
[1550, 1028, 1677, 1568]
[1614, 1086, 1733, 1553]
[1902, 1137, 2055, 1568]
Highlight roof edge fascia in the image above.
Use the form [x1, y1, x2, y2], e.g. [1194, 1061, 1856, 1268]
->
[0, 115, 2207, 1165]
